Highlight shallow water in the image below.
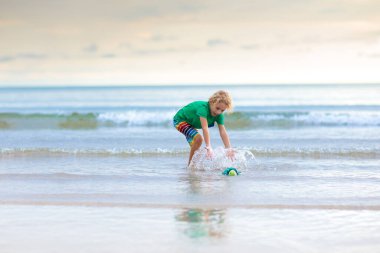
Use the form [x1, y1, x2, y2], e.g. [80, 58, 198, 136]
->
[1, 85, 380, 252]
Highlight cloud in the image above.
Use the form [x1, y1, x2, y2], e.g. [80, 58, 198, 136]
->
[101, 54, 117, 58]
[0, 53, 47, 63]
[207, 39, 228, 47]
[150, 34, 178, 42]
[240, 44, 260, 50]
[83, 44, 98, 53]
[1, 0, 380, 85]
[132, 48, 177, 55]
[128, 44, 202, 55]
[0, 56, 13, 62]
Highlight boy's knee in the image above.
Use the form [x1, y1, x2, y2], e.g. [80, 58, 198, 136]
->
[193, 134, 203, 146]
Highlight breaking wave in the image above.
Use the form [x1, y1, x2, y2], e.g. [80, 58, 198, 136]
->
[1, 109, 380, 130]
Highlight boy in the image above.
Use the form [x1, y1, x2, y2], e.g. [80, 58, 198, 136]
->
[173, 90, 234, 165]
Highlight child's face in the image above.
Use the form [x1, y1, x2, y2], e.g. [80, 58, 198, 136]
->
[210, 102, 227, 117]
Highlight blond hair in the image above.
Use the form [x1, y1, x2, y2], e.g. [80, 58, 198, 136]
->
[208, 90, 233, 111]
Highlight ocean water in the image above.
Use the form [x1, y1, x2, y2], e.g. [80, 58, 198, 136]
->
[1, 84, 380, 252]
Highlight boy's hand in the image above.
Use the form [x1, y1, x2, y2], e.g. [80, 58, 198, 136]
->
[226, 148, 236, 161]
[205, 146, 214, 159]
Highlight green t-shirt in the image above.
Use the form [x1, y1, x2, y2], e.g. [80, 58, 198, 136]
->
[174, 101, 224, 129]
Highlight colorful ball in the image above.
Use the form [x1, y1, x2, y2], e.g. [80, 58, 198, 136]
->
[228, 169, 237, 176]
[223, 167, 239, 176]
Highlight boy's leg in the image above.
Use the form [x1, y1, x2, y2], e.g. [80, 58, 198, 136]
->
[188, 134, 203, 166]
[173, 120, 202, 165]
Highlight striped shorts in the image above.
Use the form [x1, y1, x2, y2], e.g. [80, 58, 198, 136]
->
[173, 119, 200, 146]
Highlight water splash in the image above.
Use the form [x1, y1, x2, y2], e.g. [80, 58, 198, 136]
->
[189, 147, 256, 172]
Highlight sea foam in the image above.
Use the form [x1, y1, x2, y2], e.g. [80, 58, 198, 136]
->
[189, 147, 256, 172]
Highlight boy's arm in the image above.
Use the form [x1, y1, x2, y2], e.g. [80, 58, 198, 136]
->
[218, 124, 231, 148]
[200, 117, 211, 148]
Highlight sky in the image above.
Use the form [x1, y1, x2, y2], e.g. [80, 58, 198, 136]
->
[0, 0, 379, 86]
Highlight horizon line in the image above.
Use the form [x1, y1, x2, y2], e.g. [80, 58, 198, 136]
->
[1, 82, 380, 89]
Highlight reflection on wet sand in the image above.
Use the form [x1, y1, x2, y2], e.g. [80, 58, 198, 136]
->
[175, 169, 230, 239]
[176, 208, 227, 238]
